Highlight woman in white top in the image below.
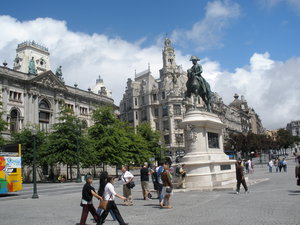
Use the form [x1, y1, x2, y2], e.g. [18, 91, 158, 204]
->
[97, 176, 128, 225]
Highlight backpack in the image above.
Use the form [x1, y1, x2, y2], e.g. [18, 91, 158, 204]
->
[175, 167, 180, 177]
[152, 171, 158, 183]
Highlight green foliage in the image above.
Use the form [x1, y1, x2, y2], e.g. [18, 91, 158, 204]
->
[0, 100, 8, 146]
[10, 128, 46, 166]
[88, 107, 155, 166]
[43, 103, 91, 166]
[226, 132, 279, 157]
[276, 128, 295, 149]
[136, 122, 163, 161]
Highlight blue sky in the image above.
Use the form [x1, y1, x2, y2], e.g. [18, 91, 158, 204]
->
[0, 0, 300, 129]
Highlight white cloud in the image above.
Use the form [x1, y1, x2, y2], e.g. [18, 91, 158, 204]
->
[258, 0, 300, 14]
[0, 15, 165, 106]
[172, 0, 240, 51]
[212, 53, 300, 130]
[1, 15, 299, 130]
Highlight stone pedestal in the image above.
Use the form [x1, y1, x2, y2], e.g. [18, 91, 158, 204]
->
[180, 109, 236, 190]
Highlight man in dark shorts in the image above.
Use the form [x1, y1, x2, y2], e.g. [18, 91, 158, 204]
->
[140, 162, 150, 200]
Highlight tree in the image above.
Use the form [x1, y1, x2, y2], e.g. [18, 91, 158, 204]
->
[0, 99, 8, 146]
[10, 127, 46, 166]
[88, 107, 152, 166]
[136, 122, 163, 161]
[276, 128, 295, 149]
[43, 103, 90, 179]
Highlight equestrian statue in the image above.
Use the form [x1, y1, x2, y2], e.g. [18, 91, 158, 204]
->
[185, 56, 213, 112]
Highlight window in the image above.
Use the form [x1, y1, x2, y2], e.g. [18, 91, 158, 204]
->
[10, 109, 19, 133]
[173, 104, 181, 116]
[153, 94, 157, 101]
[175, 133, 184, 144]
[141, 96, 145, 105]
[39, 99, 51, 131]
[134, 98, 138, 106]
[208, 132, 219, 149]
[135, 111, 138, 120]
[66, 104, 74, 111]
[162, 91, 165, 99]
[174, 119, 182, 129]
[80, 107, 88, 115]
[164, 135, 170, 145]
[141, 110, 147, 121]
[163, 120, 169, 131]
[162, 105, 168, 117]
[9, 91, 22, 102]
[155, 122, 159, 130]
[154, 108, 159, 117]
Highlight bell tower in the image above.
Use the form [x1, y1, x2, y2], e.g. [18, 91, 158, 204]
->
[13, 41, 51, 75]
[162, 34, 176, 70]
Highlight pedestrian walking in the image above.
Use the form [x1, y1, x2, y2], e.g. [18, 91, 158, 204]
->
[156, 162, 164, 204]
[250, 159, 254, 174]
[97, 176, 128, 225]
[236, 160, 249, 194]
[295, 157, 300, 186]
[245, 159, 250, 174]
[160, 164, 173, 209]
[274, 158, 279, 173]
[282, 158, 287, 172]
[140, 162, 151, 200]
[150, 165, 160, 199]
[278, 158, 283, 172]
[268, 159, 273, 173]
[97, 171, 116, 221]
[79, 175, 102, 225]
[120, 166, 134, 206]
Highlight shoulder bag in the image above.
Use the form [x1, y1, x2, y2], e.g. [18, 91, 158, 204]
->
[99, 194, 112, 211]
[126, 181, 135, 189]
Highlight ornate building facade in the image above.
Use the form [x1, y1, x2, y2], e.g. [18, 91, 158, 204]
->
[0, 41, 114, 137]
[287, 120, 300, 138]
[119, 36, 265, 158]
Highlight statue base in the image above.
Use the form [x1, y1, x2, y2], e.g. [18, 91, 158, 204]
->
[179, 109, 236, 190]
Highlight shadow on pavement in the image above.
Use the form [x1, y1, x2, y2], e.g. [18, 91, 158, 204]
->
[0, 193, 19, 197]
[288, 190, 300, 196]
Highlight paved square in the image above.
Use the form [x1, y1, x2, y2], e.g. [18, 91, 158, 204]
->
[0, 159, 299, 225]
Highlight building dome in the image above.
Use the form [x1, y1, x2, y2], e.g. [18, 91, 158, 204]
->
[229, 94, 247, 110]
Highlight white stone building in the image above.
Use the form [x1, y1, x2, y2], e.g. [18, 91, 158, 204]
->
[0, 41, 114, 136]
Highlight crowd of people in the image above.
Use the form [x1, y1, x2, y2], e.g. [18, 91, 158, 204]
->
[268, 158, 288, 173]
[79, 163, 186, 225]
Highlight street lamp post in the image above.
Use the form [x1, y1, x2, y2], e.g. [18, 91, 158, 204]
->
[74, 120, 82, 183]
[32, 128, 39, 199]
[158, 140, 162, 161]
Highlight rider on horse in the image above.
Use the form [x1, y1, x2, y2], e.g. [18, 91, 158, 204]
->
[185, 56, 213, 111]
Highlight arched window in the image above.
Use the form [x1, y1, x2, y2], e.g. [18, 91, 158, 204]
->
[10, 109, 20, 133]
[39, 99, 51, 131]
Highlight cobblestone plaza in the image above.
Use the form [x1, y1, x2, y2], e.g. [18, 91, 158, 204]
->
[1, 159, 299, 225]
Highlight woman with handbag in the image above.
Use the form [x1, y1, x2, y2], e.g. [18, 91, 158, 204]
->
[97, 176, 128, 225]
[96, 171, 117, 221]
[160, 164, 173, 209]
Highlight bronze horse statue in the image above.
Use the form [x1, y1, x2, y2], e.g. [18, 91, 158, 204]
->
[185, 56, 213, 112]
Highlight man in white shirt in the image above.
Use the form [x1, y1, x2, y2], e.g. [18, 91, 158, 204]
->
[121, 166, 134, 206]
